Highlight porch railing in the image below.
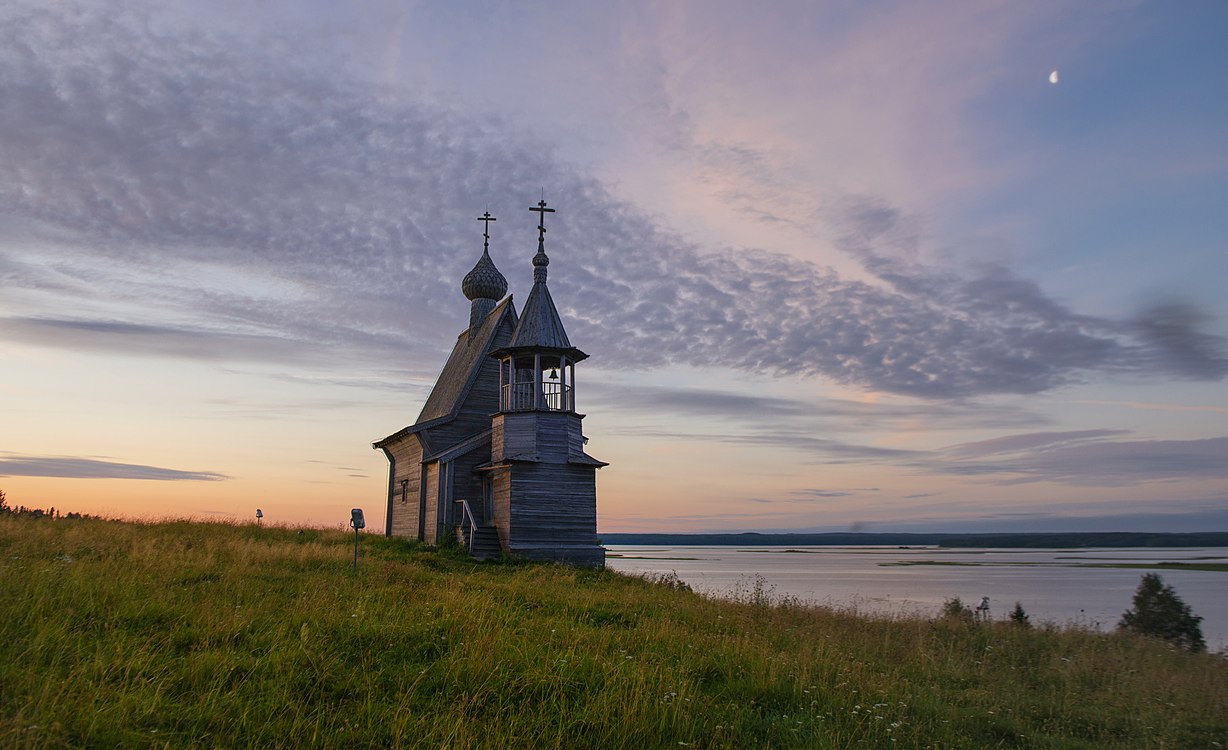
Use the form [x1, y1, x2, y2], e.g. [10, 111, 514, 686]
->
[455, 498, 478, 549]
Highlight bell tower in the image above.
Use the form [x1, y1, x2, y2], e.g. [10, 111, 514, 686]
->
[487, 199, 606, 565]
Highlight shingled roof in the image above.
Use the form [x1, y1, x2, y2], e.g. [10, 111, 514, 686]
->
[492, 222, 588, 361]
[415, 296, 516, 425]
[506, 280, 575, 350]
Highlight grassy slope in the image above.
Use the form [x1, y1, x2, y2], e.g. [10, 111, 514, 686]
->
[1, 517, 1224, 749]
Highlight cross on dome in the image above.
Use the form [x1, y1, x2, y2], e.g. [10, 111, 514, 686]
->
[462, 211, 508, 304]
[477, 211, 496, 252]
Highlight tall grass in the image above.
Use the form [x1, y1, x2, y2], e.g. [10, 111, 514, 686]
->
[1, 516, 1224, 748]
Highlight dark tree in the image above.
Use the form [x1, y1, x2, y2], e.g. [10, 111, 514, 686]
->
[1009, 601, 1031, 628]
[1118, 573, 1205, 653]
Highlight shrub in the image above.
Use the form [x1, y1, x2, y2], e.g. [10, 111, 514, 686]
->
[1118, 573, 1205, 652]
[1009, 601, 1031, 628]
[640, 570, 692, 592]
[941, 596, 974, 623]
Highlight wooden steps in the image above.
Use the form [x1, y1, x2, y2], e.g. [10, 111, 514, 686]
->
[461, 524, 502, 561]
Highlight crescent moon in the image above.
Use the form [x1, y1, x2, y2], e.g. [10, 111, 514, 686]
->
[1049, 70, 1060, 85]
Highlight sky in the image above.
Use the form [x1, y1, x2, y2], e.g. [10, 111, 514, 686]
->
[1, 0, 1226, 534]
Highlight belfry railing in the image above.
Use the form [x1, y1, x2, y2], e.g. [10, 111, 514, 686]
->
[500, 381, 572, 411]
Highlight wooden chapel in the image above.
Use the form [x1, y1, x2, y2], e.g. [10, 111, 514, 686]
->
[373, 201, 606, 566]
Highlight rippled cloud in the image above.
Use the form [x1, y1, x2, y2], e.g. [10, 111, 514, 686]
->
[2, 2, 1224, 401]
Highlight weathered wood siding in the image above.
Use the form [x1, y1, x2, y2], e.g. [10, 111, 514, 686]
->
[505, 463, 602, 566]
[493, 412, 583, 462]
[385, 435, 424, 540]
[451, 443, 492, 525]
[423, 462, 440, 546]
[491, 467, 512, 550]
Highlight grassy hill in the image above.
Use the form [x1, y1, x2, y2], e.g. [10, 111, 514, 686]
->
[1, 517, 1225, 748]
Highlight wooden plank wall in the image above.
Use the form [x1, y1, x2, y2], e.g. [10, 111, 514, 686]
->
[507, 463, 599, 551]
[492, 467, 512, 550]
[423, 463, 440, 545]
[385, 436, 424, 540]
[493, 412, 582, 461]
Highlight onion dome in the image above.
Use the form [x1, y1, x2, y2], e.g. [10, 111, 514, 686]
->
[462, 249, 508, 301]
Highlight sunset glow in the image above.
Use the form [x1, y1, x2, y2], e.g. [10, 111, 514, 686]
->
[2, 1, 1226, 533]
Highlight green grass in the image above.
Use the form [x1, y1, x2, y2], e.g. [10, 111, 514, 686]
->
[2, 517, 1226, 749]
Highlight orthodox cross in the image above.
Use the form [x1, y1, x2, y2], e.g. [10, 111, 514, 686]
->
[529, 199, 555, 245]
[477, 211, 496, 252]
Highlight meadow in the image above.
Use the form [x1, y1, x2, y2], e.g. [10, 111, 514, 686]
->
[1, 516, 1225, 749]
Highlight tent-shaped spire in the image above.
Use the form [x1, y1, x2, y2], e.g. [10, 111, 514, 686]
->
[497, 199, 587, 361]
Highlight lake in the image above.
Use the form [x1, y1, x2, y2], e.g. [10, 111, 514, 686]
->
[605, 545, 1228, 651]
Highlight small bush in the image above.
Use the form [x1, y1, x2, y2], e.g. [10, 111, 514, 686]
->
[1118, 573, 1205, 652]
[639, 569, 692, 592]
[941, 596, 974, 623]
[1009, 601, 1031, 628]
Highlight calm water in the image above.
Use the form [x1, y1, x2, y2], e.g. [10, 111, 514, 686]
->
[606, 546, 1228, 650]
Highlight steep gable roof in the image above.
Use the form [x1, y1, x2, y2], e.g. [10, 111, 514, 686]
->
[415, 296, 516, 425]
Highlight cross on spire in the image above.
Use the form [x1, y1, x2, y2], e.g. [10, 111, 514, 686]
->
[529, 199, 555, 245]
[529, 198, 555, 284]
[477, 211, 496, 252]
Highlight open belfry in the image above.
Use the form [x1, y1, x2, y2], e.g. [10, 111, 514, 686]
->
[374, 201, 606, 566]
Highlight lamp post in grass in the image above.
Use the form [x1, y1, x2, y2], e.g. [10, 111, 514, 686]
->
[349, 508, 365, 571]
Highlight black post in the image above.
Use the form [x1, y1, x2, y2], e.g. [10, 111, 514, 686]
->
[349, 508, 365, 572]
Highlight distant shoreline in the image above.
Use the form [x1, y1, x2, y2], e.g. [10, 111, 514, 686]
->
[600, 531, 1228, 548]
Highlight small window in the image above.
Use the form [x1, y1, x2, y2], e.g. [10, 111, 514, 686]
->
[400, 479, 409, 504]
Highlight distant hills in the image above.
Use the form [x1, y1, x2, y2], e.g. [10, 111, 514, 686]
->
[600, 531, 1228, 548]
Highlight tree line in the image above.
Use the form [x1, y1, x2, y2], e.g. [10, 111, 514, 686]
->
[0, 488, 95, 520]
